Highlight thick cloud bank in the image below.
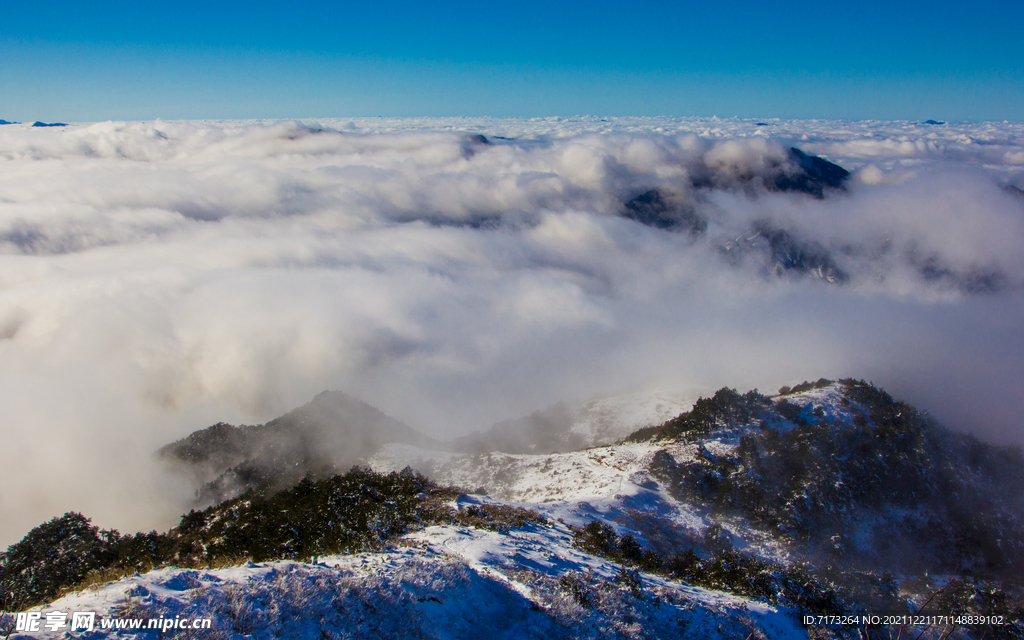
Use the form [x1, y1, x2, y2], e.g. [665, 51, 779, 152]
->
[1, 116, 1023, 545]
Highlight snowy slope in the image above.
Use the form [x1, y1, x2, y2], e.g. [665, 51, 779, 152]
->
[7, 387, 817, 639]
[21, 504, 808, 640]
[368, 379, 1019, 575]
[366, 391, 789, 563]
[366, 380, 719, 503]
[8, 381, 1021, 639]
[369, 442, 683, 506]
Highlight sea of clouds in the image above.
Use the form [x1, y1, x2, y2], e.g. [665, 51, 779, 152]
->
[1, 116, 1022, 545]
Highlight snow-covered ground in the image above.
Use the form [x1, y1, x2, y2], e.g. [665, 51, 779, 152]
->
[366, 386, 811, 564]
[6, 382, 1009, 639]
[20, 503, 807, 640]
[369, 441, 669, 503]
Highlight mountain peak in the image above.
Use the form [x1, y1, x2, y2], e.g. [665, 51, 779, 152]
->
[161, 391, 439, 505]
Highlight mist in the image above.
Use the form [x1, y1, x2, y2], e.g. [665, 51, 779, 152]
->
[1, 116, 1022, 547]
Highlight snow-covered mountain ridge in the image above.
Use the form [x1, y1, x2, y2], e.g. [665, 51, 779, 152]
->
[3, 379, 1023, 638]
[370, 380, 1024, 579]
[367, 379, 1024, 636]
[2, 472, 813, 639]
[14, 511, 808, 640]
[160, 385, 697, 506]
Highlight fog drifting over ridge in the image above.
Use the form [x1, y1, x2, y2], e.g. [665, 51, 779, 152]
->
[1, 116, 1022, 546]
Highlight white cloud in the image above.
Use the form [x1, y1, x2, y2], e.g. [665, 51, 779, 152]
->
[0, 116, 1022, 545]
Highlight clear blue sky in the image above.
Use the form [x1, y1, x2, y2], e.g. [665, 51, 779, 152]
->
[2, 0, 1022, 122]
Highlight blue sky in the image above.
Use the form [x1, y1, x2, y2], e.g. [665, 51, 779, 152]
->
[2, 0, 1022, 122]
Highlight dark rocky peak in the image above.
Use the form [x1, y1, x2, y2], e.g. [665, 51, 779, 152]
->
[720, 220, 848, 284]
[460, 133, 491, 159]
[31, 121, 67, 127]
[772, 147, 850, 198]
[687, 145, 849, 198]
[622, 189, 706, 234]
[750, 221, 847, 282]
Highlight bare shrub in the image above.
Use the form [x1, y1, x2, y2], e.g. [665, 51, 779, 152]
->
[452, 503, 548, 533]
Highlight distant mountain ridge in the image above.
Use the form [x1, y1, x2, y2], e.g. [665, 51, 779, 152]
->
[159, 390, 442, 505]
[621, 147, 853, 284]
[453, 387, 694, 454]
[162, 386, 694, 503]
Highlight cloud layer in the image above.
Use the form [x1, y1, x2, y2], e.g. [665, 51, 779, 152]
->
[1, 116, 1022, 545]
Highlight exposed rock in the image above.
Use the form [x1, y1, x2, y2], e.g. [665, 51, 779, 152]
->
[772, 147, 850, 198]
[722, 221, 848, 283]
[689, 145, 849, 198]
[459, 133, 491, 160]
[622, 189, 706, 234]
